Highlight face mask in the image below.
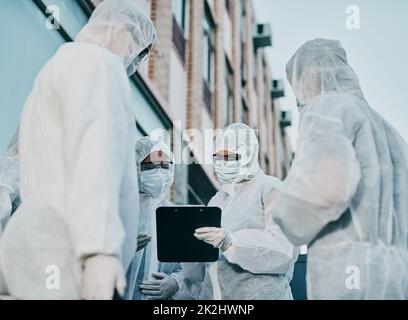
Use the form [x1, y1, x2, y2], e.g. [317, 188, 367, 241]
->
[214, 160, 241, 184]
[139, 168, 172, 198]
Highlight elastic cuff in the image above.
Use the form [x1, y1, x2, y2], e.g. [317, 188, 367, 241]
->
[171, 273, 183, 290]
[222, 233, 238, 261]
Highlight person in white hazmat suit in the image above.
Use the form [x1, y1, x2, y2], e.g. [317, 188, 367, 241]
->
[270, 39, 408, 299]
[192, 123, 298, 300]
[0, 128, 20, 237]
[125, 137, 200, 300]
[0, 0, 157, 299]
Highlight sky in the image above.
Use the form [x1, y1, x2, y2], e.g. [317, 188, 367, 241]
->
[253, 0, 408, 148]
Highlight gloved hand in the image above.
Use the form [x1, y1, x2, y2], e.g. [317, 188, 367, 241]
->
[139, 272, 179, 300]
[194, 227, 232, 251]
[137, 233, 152, 252]
[83, 254, 126, 300]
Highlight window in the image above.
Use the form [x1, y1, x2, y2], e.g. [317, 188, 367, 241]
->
[0, 0, 66, 151]
[42, 0, 89, 39]
[240, 0, 246, 42]
[224, 58, 234, 126]
[202, 3, 215, 112]
[172, 0, 188, 63]
[172, 0, 188, 34]
[264, 156, 270, 175]
[252, 30, 258, 85]
[188, 163, 217, 205]
[202, 3, 215, 89]
[0, 0, 171, 151]
[130, 77, 171, 138]
[242, 99, 249, 125]
[225, 0, 232, 17]
[240, 0, 247, 88]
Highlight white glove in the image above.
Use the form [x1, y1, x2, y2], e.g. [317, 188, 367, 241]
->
[139, 272, 179, 300]
[137, 233, 152, 252]
[194, 227, 232, 251]
[83, 255, 126, 300]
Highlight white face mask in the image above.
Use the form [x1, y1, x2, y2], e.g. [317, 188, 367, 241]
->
[214, 144, 260, 185]
[139, 168, 172, 198]
[213, 124, 260, 185]
[214, 160, 246, 184]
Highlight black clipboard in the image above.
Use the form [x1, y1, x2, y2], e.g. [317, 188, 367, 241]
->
[156, 206, 222, 262]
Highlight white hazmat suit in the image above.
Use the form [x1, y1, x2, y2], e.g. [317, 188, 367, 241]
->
[126, 137, 200, 300]
[271, 39, 408, 299]
[0, 129, 20, 236]
[0, 0, 156, 299]
[194, 123, 298, 300]
[126, 137, 174, 299]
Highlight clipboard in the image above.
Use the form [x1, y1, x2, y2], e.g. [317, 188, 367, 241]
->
[156, 206, 222, 262]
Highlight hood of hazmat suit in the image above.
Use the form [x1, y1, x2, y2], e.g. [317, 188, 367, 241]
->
[135, 136, 175, 201]
[271, 38, 408, 299]
[194, 123, 298, 300]
[0, 0, 158, 299]
[213, 123, 260, 184]
[76, 0, 157, 76]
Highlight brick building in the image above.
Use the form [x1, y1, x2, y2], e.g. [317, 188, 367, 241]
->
[146, 0, 293, 203]
[0, 0, 293, 205]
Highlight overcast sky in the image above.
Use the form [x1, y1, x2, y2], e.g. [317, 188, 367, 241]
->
[253, 0, 408, 147]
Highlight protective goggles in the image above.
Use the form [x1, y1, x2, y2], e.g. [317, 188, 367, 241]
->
[140, 161, 173, 172]
[212, 153, 241, 162]
[134, 45, 152, 66]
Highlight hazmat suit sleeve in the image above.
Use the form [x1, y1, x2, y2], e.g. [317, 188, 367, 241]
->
[171, 263, 205, 300]
[0, 154, 19, 235]
[222, 226, 297, 275]
[59, 52, 130, 261]
[171, 269, 202, 300]
[271, 100, 362, 246]
[222, 180, 298, 275]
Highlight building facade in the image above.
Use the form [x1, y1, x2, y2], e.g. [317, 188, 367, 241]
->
[0, 0, 293, 205]
[146, 0, 293, 203]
